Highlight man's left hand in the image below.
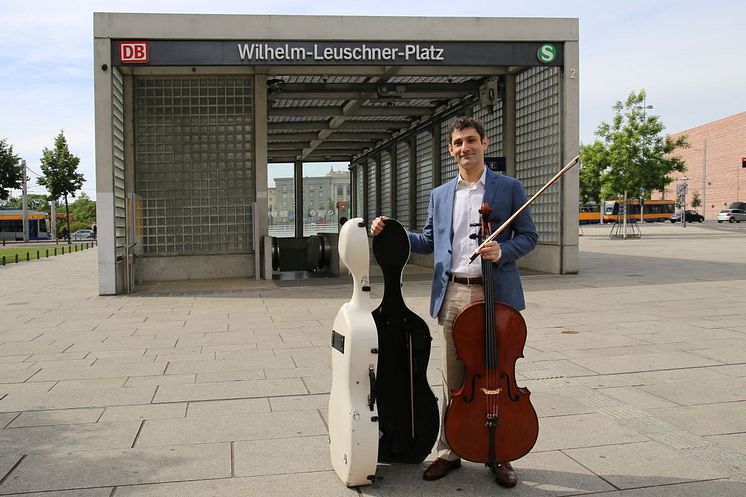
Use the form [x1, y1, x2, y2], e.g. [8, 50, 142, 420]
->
[479, 241, 502, 262]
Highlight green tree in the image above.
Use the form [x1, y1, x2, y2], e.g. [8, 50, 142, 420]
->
[0, 139, 24, 201]
[578, 141, 606, 203]
[580, 90, 689, 205]
[0, 194, 50, 211]
[68, 193, 96, 232]
[690, 191, 702, 211]
[37, 131, 84, 243]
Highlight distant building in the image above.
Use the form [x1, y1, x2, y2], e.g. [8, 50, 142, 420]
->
[270, 168, 350, 225]
[656, 111, 746, 219]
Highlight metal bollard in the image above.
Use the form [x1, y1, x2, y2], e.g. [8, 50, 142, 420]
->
[2, 255, 5, 265]
[62, 247, 65, 255]
[54, 247, 57, 256]
[37, 250, 40, 260]
[27, 252, 30, 262]
[15, 254, 19, 264]
[46, 249, 49, 258]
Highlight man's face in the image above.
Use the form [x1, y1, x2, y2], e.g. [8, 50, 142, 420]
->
[448, 127, 489, 173]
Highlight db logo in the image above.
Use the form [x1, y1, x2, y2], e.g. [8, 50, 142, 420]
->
[120, 42, 149, 63]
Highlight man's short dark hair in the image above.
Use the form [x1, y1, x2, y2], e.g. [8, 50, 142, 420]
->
[448, 116, 486, 144]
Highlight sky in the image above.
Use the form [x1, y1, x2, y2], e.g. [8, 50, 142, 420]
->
[1, 1, 745, 199]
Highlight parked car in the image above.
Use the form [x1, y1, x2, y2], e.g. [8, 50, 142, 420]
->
[717, 209, 746, 223]
[670, 210, 704, 223]
[71, 229, 94, 240]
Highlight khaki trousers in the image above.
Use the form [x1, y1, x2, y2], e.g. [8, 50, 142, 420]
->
[436, 281, 484, 460]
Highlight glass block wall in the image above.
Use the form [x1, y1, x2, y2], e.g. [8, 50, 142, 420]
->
[367, 157, 377, 220]
[355, 163, 365, 219]
[415, 130, 433, 229]
[380, 151, 392, 217]
[472, 100, 504, 163]
[515, 66, 561, 244]
[395, 141, 410, 229]
[440, 120, 457, 184]
[134, 77, 254, 256]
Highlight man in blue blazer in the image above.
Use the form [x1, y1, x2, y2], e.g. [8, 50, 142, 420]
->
[371, 116, 537, 488]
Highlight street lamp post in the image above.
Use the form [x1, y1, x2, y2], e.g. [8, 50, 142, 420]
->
[682, 176, 688, 228]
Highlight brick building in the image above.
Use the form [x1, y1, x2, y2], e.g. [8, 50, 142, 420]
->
[658, 111, 746, 220]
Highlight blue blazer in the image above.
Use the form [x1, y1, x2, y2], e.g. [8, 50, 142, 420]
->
[408, 168, 538, 318]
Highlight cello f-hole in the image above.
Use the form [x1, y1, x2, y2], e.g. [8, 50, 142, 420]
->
[501, 372, 519, 401]
[463, 373, 481, 402]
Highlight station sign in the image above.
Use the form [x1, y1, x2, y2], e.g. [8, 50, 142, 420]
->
[112, 40, 563, 66]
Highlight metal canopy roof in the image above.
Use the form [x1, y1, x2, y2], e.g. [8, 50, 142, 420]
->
[266, 73, 490, 163]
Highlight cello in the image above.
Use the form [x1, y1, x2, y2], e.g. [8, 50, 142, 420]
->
[443, 201, 539, 467]
[441, 155, 579, 466]
[372, 218, 439, 463]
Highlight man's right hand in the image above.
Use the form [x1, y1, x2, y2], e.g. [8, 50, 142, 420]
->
[370, 216, 387, 236]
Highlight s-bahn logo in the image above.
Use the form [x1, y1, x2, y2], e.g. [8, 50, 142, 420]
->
[120, 41, 149, 63]
[537, 44, 556, 64]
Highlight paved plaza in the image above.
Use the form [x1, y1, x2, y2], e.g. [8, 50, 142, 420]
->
[1, 222, 745, 496]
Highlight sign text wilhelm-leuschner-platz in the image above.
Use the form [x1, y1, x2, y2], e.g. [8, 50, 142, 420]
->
[112, 40, 563, 66]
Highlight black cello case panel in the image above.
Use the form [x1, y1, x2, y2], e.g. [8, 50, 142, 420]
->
[372, 218, 440, 463]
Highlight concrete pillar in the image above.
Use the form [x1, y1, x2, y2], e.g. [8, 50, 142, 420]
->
[561, 41, 580, 274]
[254, 74, 269, 277]
[294, 160, 303, 238]
[94, 37, 116, 295]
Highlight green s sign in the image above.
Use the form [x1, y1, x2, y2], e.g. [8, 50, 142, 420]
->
[537, 44, 557, 64]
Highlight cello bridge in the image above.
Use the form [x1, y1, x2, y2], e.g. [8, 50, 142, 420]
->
[481, 387, 502, 396]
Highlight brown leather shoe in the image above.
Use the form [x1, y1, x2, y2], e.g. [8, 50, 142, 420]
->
[423, 458, 462, 481]
[492, 462, 518, 488]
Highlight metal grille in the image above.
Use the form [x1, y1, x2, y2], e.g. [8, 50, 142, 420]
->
[367, 158, 377, 219]
[355, 164, 365, 219]
[516, 67, 561, 244]
[396, 141, 410, 229]
[440, 120, 456, 184]
[112, 68, 126, 259]
[415, 131, 433, 229]
[134, 77, 254, 256]
[380, 151, 392, 217]
[472, 100, 504, 159]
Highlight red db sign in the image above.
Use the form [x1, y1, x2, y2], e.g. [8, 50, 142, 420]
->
[120, 42, 149, 63]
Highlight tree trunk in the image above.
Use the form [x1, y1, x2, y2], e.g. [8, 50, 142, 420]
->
[65, 194, 71, 245]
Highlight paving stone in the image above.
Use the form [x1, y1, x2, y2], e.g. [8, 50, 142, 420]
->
[196, 370, 265, 383]
[638, 377, 746, 405]
[563, 440, 730, 489]
[578, 480, 746, 497]
[647, 402, 746, 436]
[269, 394, 329, 412]
[153, 378, 306, 403]
[0, 489, 111, 497]
[569, 351, 720, 375]
[0, 455, 22, 481]
[165, 356, 294, 374]
[0, 443, 231, 494]
[8, 408, 104, 427]
[123, 374, 196, 388]
[49, 378, 127, 392]
[534, 413, 649, 451]
[186, 398, 270, 418]
[234, 435, 331, 476]
[0, 420, 141, 455]
[0, 386, 156, 412]
[99, 403, 187, 422]
[704, 433, 746, 456]
[31, 363, 167, 382]
[136, 410, 326, 447]
[264, 367, 332, 379]
[113, 471, 356, 497]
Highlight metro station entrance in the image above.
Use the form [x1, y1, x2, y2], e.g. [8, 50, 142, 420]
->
[94, 14, 579, 294]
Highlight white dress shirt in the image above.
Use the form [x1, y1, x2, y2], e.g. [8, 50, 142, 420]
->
[450, 168, 487, 278]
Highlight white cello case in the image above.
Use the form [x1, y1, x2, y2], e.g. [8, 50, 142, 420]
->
[329, 218, 379, 486]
